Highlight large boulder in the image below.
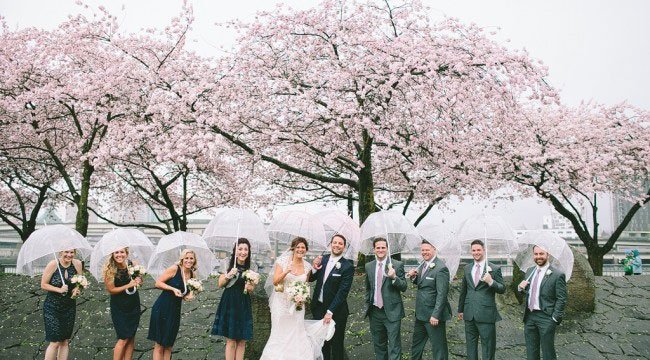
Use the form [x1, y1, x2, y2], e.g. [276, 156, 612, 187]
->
[566, 245, 596, 313]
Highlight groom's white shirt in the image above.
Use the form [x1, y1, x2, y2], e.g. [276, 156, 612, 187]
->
[319, 254, 342, 303]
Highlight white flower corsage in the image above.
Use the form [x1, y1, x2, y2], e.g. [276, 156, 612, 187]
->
[428, 263, 436, 269]
[387, 263, 393, 270]
[546, 269, 552, 276]
[335, 262, 341, 269]
[486, 265, 492, 272]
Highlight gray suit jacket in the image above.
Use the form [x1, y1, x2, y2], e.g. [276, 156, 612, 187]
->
[458, 261, 506, 323]
[413, 257, 452, 322]
[365, 259, 407, 322]
[521, 265, 567, 323]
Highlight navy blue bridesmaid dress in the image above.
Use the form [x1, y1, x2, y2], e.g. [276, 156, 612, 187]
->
[43, 262, 77, 342]
[110, 262, 141, 339]
[211, 264, 253, 340]
[147, 265, 188, 347]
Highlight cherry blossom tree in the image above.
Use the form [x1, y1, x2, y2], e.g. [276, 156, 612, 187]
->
[478, 103, 649, 274]
[0, 12, 141, 236]
[0, 147, 60, 241]
[207, 0, 556, 223]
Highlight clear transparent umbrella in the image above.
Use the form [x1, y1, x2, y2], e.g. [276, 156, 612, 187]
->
[202, 208, 271, 271]
[267, 210, 328, 256]
[315, 209, 361, 263]
[16, 225, 92, 283]
[514, 230, 574, 281]
[360, 211, 422, 263]
[455, 213, 518, 261]
[147, 231, 216, 280]
[202, 208, 271, 253]
[89, 228, 154, 281]
[417, 223, 461, 281]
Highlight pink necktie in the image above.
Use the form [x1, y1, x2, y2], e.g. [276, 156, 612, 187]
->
[473, 263, 481, 287]
[528, 269, 542, 311]
[375, 262, 383, 308]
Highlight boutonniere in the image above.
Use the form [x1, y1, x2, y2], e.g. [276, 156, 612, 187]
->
[335, 262, 341, 270]
[387, 263, 393, 270]
[428, 262, 436, 269]
[546, 269, 552, 276]
[486, 265, 492, 272]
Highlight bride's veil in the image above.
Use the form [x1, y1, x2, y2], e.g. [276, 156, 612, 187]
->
[264, 249, 293, 297]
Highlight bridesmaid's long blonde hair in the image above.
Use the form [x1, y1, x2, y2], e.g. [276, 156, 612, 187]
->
[103, 247, 129, 282]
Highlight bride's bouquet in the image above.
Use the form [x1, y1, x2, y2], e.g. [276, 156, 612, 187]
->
[285, 281, 310, 312]
[185, 278, 203, 301]
[242, 270, 260, 294]
[70, 274, 89, 299]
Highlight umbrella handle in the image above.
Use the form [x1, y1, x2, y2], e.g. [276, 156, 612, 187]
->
[525, 271, 536, 283]
[52, 253, 66, 290]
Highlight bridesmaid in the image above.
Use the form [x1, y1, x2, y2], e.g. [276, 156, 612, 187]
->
[102, 247, 142, 360]
[148, 249, 197, 360]
[40, 249, 83, 360]
[211, 238, 255, 360]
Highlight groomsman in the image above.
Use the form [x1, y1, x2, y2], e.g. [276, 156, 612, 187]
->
[458, 240, 506, 360]
[364, 237, 407, 360]
[310, 234, 355, 360]
[517, 245, 567, 360]
[407, 240, 451, 360]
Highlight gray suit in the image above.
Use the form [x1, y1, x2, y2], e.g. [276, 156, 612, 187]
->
[410, 257, 451, 360]
[365, 259, 407, 360]
[458, 262, 506, 360]
[520, 265, 567, 360]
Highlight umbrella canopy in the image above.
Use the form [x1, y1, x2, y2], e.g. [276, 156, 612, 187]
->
[455, 214, 518, 259]
[267, 210, 328, 254]
[148, 231, 216, 280]
[360, 211, 421, 256]
[202, 208, 270, 253]
[316, 209, 361, 263]
[89, 228, 154, 281]
[417, 223, 461, 281]
[514, 230, 574, 281]
[16, 225, 92, 276]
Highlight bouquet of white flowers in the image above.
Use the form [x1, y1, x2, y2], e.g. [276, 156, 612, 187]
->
[127, 264, 146, 285]
[186, 278, 204, 294]
[242, 270, 260, 294]
[70, 274, 89, 299]
[285, 281, 310, 312]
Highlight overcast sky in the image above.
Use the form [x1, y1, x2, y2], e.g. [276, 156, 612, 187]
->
[2, 0, 648, 230]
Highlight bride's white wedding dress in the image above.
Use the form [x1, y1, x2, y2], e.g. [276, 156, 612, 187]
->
[260, 259, 335, 360]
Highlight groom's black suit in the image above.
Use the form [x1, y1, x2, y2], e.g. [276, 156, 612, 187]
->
[309, 254, 354, 360]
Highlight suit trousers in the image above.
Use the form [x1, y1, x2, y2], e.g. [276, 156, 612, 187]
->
[524, 310, 558, 360]
[464, 320, 496, 360]
[369, 306, 402, 360]
[315, 300, 348, 360]
[410, 319, 448, 360]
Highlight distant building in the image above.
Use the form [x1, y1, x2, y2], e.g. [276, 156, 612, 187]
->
[612, 188, 650, 233]
[541, 212, 579, 239]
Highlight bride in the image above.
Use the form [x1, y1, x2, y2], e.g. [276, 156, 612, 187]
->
[260, 237, 335, 360]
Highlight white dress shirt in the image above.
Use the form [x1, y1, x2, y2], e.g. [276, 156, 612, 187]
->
[528, 263, 550, 311]
[319, 255, 342, 303]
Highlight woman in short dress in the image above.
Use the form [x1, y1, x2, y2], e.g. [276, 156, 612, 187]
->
[212, 238, 256, 360]
[40, 249, 83, 360]
[103, 247, 142, 360]
[148, 249, 197, 360]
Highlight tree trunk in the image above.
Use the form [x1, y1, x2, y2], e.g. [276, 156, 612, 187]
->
[347, 190, 354, 219]
[357, 130, 376, 224]
[586, 246, 604, 276]
[75, 161, 94, 237]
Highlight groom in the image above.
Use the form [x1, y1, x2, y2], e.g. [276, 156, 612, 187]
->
[310, 234, 355, 360]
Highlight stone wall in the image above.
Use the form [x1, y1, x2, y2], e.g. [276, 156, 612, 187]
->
[0, 273, 647, 359]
